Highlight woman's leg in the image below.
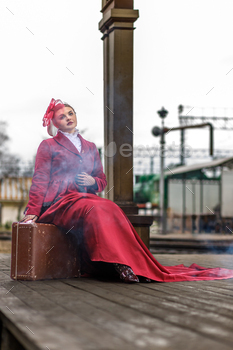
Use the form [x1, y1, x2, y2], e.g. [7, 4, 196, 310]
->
[43, 195, 143, 282]
[39, 193, 167, 281]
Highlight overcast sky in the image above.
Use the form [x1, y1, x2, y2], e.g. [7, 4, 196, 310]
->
[1, 0, 233, 172]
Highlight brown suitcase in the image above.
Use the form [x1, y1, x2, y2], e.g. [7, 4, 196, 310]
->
[11, 222, 81, 281]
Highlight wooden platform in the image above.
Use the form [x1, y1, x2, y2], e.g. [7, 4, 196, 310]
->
[1, 253, 233, 350]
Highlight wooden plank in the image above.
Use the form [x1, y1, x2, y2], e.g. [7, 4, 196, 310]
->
[0, 286, 84, 350]
[0, 258, 135, 349]
[15, 279, 173, 350]
[155, 254, 233, 269]
[0, 281, 137, 350]
[195, 279, 233, 291]
[28, 278, 232, 350]
[1, 254, 233, 349]
[0, 260, 228, 349]
[117, 281, 233, 320]
[42, 279, 211, 350]
[1, 323, 26, 350]
[63, 278, 233, 349]
[141, 281, 233, 321]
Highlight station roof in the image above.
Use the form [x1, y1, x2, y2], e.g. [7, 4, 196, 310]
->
[165, 156, 233, 176]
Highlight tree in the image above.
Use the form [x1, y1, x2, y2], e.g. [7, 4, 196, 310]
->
[21, 156, 35, 177]
[0, 122, 21, 177]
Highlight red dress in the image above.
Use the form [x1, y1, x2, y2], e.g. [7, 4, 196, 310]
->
[25, 132, 233, 282]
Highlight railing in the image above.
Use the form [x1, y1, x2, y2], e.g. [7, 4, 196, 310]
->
[0, 177, 32, 201]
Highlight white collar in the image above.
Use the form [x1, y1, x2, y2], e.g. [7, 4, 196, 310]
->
[59, 128, 79, 137]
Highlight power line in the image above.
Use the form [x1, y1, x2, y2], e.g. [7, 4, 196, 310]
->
[179, 105, 233, 129]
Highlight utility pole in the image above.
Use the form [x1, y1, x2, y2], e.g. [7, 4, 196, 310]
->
[157, 107, 168, 234]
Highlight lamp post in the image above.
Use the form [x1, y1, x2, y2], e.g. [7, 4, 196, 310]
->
[152, 109, 213, 235]
[157, 107, 168, 234]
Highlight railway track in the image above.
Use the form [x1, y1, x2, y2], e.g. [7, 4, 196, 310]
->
[150, 237, 233, 254]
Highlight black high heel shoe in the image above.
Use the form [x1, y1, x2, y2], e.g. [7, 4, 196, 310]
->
[114, 263, 139, 283]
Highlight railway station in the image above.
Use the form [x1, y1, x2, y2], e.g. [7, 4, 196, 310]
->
[1, 1, 233, 349]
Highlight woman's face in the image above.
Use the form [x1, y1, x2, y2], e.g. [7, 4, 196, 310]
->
[52, 106, 77, 133]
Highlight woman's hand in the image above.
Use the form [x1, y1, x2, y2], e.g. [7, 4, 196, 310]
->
[75, 172, 96, 187]
[20, 215, 38, 223]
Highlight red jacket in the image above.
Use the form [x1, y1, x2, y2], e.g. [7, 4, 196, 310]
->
[25, 132, 107, 216]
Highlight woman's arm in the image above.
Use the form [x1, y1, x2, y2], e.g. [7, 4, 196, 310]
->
[75, 144, 107, 192]
[24, 140, 52, 217]
[20, 215, 38, 223]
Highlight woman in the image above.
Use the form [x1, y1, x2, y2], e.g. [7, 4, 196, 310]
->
[21, 98, 233, 283]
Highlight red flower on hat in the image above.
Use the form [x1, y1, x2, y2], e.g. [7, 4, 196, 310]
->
[42, 98, 64, 127]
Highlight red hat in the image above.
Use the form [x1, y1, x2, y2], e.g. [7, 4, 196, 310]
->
[42, 98, 64, 127]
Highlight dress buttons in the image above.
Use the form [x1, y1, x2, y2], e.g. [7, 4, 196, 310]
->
[79, 159, 83, 163]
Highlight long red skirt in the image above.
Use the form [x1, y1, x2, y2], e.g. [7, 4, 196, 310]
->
[38, 192, 233, 282]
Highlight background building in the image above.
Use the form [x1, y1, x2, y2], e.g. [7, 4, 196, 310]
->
[0, 177, 31, 226]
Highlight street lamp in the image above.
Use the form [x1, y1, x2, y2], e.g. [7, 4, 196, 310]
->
[152, 107, 168, 234]
[153, 108, 213, 235]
